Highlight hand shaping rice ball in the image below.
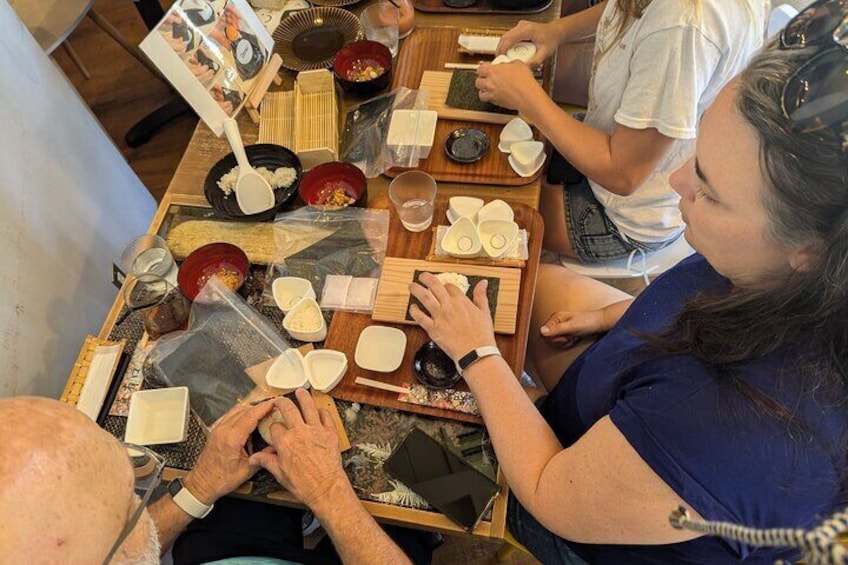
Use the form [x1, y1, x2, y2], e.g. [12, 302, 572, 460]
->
[433, 272, 470, 294]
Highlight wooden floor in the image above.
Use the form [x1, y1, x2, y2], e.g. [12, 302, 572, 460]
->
[53, 3, 539, 563]
[55, 0, 197, 202]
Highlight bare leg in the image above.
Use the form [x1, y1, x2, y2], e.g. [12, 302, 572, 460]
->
[540, 179, 580, 258]
[529, 264, 632, 392]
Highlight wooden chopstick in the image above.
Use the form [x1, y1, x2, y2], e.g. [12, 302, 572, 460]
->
[354, 377, 411, 394]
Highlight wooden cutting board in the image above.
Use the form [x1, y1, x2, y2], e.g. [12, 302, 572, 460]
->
[372, 257, 521, 334]
[421, 71, 515, 125]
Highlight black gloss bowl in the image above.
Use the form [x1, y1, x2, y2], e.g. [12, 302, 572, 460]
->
[413, 341, 461, 389]
[204, 144, 302, 222]
[332, 40, 393, 97]
[444, 128, 490, 163]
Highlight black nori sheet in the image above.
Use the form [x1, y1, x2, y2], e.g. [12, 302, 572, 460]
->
[445, 70, 517, 115]
[406, 270, 499, 321]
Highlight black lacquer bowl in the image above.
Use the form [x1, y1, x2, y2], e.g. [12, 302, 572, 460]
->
[413, 341, 462, 389]
[204, 144, 302, 222]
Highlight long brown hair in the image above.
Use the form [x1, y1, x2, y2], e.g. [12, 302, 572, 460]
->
[645, 41, 848, 484]
[652, 41, 848, 385]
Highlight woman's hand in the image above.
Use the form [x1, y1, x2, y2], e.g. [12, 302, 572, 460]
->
[540, 309, 608, 349]
[408, 273, 496, 361]
[496, 20, 559, 67]
[476, 61, 543, 112]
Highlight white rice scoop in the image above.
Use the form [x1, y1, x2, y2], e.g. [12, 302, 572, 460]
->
[222, 118, 275, 215]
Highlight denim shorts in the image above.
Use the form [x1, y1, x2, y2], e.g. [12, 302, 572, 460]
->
[507, 493, 591, 564]
[562, 176, 667, 263]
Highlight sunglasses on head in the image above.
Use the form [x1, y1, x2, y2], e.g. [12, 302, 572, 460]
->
[779, 0, 848, 136]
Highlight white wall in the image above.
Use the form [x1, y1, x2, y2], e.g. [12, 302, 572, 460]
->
[0, 0, 157, 398]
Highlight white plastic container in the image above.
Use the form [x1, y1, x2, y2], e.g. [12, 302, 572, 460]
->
[442, 217, 483, 258]
[387, 110, 438, 160]
[447, 196, 484, 224]
[478, 219, 520, 259]
[265, 348, 348, 392]
[355, 325, 407, 372]
[125, 387, 190, 446]
[283, 298, 327, 342]
[272, 277, 316, 313]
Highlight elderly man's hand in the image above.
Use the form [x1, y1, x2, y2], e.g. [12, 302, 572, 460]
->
[249, 389, 349, 511]
[183, 401, 275, 505]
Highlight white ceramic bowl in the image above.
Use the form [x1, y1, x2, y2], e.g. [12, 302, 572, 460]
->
[442, 217, 482, 258]
[477, 199, 515, 223]
[283, 297, 327, 342]
[448, 196, 484, 224]
[124, 387, 190, 446]
[355, 325, 407, 372]
[272, 277, 316, 313]
[305, 349, 348, 392]
[478, 219, 519, 259]
[265, 349, 309, 389]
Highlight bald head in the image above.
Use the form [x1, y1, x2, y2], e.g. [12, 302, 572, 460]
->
[0, 397, 136, 563]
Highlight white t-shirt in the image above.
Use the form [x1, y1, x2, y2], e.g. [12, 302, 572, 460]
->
[584, 0, 765, 243]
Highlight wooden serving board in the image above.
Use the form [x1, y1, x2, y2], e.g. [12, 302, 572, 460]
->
[373, 257, 520, 334]
[387, 27, 543, 186]
[324, 194, 544, 424]
[413, 0, 552, 15]
[421, 71, 515, 125]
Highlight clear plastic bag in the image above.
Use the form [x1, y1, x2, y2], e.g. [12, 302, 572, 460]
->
[144, 277, 289, 429]
[264, 206, 389, 311]
[340, 87, 429, 177]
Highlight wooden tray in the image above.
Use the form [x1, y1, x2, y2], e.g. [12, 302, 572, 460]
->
[325, 194, 544, 424]
[373, 258, 520, 334]
[388, 27, 543, 186]
[414, 0, 552, 15]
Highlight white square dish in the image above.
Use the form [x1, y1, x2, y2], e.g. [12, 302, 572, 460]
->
[125, 387, 190, 446]
[355, 325, 407, 372]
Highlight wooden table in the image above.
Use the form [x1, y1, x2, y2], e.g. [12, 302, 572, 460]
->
[89, 0, 562, 540]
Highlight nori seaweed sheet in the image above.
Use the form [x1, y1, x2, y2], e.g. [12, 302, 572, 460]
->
[445, 70, 517, 115]
[406, 270, 499, 321]
[340, 93, 397, 164]
[282, 219, 379, 289]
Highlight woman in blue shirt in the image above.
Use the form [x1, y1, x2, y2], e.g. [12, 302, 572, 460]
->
[408, 3, 848, 562]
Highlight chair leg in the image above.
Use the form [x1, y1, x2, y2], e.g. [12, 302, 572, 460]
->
[61, 41, 92, 79]
[86, 8, 166, 82]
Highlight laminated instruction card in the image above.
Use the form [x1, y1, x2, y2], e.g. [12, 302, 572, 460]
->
[141, 0, 275, 135]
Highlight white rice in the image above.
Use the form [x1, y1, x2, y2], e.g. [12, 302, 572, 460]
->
[434, 272, 470, 294]
[217, 166, 297, 195]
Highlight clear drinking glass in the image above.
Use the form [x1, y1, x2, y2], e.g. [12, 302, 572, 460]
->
[361, 2, 399, 58]
[123, 273, 190, 339]
[119, 234, 175, 278]
[388, 170, 437, 232]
